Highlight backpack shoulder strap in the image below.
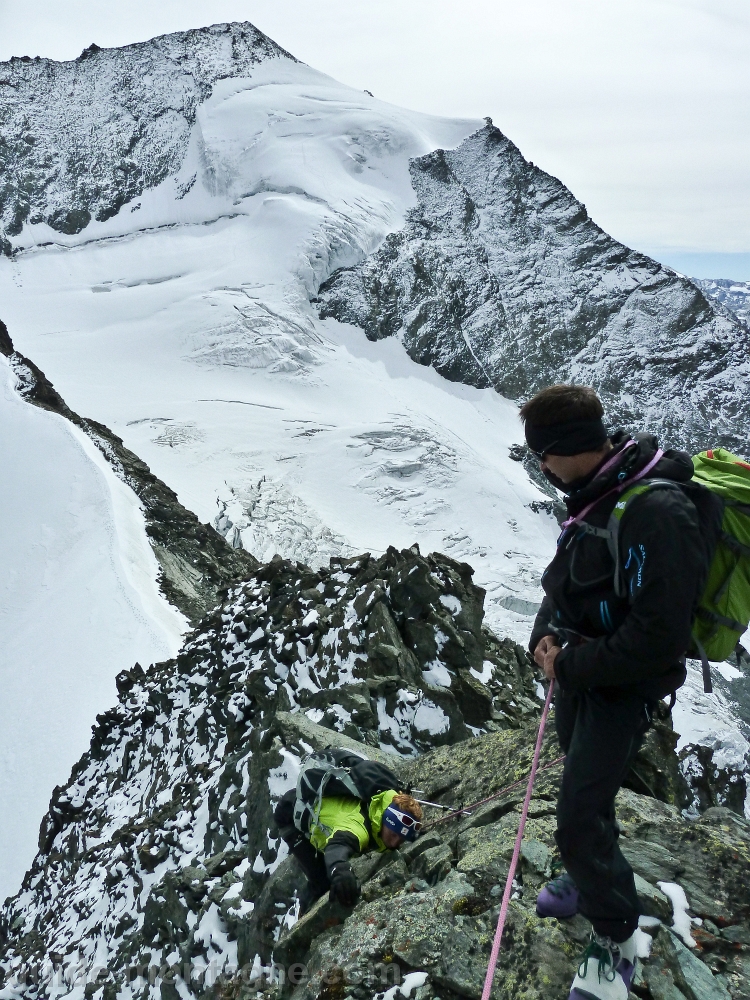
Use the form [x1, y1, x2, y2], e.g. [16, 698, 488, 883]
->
[292, 752, 364, 834]
[605, 479, 684, 598]
[611, 478, 683, 522]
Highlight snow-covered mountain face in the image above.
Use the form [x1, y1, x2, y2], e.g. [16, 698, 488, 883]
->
[319, 126, 750, 455]
[695, 278, 750, 327]
[0, 23, 556, 647]
[1, 11, 749, 893]
[0, 23, 292, 253]
[0, 22, 558, 901]
[0, 348, 186, 902]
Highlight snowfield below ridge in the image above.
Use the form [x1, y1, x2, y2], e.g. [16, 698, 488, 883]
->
[0, 57, 559, 638]
[0, 358, 186, 901]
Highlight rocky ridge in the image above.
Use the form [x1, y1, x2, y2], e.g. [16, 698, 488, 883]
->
[0, 319, 257, 623]
[0, 544, 747, 1000]
[0, 545, 540, 994]
[318, 125, 750, 454]
[0, 22, 293, 252]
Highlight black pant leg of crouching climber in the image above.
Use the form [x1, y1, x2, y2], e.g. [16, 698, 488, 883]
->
[554, 686, 653, 942]
[273, 788, 329, 899]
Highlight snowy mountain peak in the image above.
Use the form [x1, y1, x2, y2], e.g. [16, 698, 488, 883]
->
[2, 21, 749, 946]
[695, 278, 750, 327]
[319, 122, 750, 453]
[0, 22, 295, 248]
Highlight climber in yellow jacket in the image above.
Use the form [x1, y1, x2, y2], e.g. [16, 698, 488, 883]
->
[274, 787, 423, 912]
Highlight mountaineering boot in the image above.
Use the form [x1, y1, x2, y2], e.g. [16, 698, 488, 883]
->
[615, 932, 639, 995]
[536, 871, 580, 918]
[568, 930, 638, 1000]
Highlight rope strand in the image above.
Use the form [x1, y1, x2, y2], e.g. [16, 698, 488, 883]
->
[423, 753, 565, 830]
[480, 679, 556, 1000]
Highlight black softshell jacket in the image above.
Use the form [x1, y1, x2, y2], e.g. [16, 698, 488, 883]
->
[529, 432, 723, 699]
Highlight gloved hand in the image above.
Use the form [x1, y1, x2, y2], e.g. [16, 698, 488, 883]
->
[329, 865, 360, 907]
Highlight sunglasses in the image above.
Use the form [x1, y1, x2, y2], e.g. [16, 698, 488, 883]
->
[528, 438, 560, 462]
[385, 806, 422, 834]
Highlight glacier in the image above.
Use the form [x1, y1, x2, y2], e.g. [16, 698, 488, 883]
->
[0, 19, 748, 925]
[0, 24, 562, 903]
[0, 28, 560, 637]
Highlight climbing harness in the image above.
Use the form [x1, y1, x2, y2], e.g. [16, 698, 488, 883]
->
[480, 679, 555, 1000]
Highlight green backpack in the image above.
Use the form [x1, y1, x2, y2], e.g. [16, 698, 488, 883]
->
[610, 448, 750, 693]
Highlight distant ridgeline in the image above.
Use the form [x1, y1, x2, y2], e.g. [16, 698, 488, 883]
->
[696, 278, 750, 327]
[1, 24, 748, 454]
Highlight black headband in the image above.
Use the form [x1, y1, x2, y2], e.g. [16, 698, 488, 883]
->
[524, 418, 608, 457]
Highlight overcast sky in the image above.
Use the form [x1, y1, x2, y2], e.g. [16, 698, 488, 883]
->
[1, 0, 748, 277]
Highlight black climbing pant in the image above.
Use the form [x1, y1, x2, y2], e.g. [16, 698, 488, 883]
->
[554, 686, 653, 942]
[273, 789, 329, 903]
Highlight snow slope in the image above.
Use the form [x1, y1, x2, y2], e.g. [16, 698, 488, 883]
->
[0, 358, 186, 901]
[0, 55, 560, 642]
[0, 23, 747, 910]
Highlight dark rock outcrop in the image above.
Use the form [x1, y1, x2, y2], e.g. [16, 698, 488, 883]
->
[318, 125, 750, 454]
[679, 743, 749, 817]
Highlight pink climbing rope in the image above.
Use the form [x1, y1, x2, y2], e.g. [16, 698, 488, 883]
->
[561, 446, 664, 531]
[480, 678, 556, 1000]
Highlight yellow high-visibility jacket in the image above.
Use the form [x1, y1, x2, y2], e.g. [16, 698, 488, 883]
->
[308, 789, 398, 853]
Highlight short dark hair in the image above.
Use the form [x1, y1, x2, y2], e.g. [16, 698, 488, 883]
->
[519, 385, 603, 426]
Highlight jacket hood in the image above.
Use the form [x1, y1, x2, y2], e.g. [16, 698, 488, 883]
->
[369, 789, 398, 851]
[565, 430, 695, 516]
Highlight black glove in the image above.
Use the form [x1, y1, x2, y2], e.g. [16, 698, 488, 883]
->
[328, 865, 360, 907]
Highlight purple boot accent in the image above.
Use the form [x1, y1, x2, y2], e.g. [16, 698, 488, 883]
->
[617, 958, 635, 993]
[536, 871, 580, 918]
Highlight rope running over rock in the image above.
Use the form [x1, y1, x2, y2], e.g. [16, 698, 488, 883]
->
[422, 751, 565, 830]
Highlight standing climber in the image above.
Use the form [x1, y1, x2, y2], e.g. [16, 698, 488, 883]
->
[521, 385, 721, 1000]
[273, 764, 422, 914]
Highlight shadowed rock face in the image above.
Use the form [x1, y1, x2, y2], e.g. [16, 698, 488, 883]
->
[0, 545, 540, 995]
[0, 543, 747, 1000]
[319, 124, 750, 455]
[0, 22, 294, 251]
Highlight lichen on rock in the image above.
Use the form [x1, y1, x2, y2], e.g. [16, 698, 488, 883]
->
[0, 545, 747, 999]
